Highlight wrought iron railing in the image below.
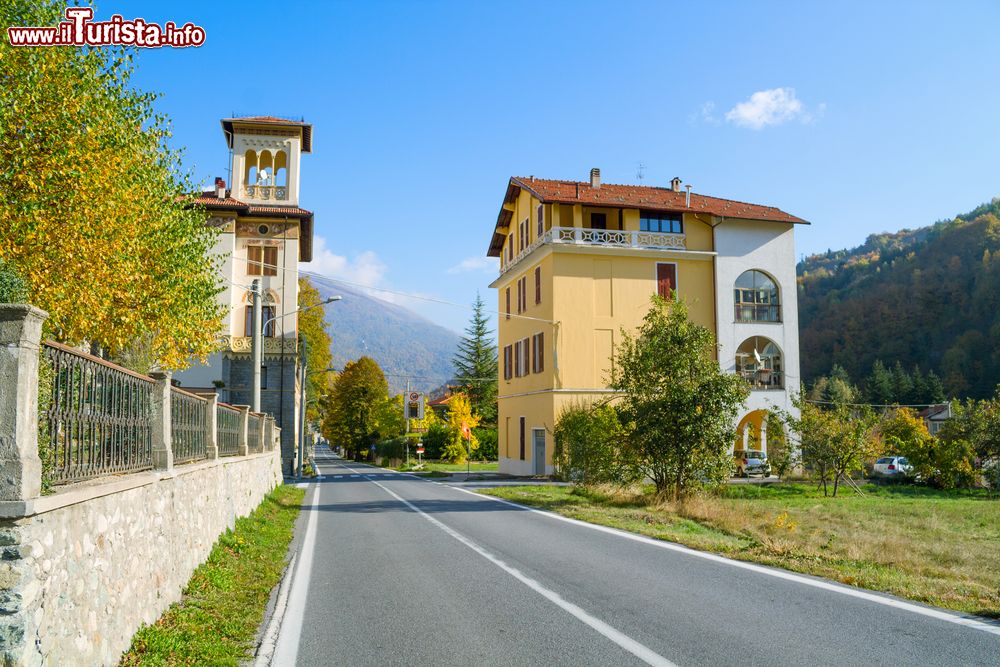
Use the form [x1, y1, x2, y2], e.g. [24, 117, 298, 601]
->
[170, 389, 207, 464]
[247, 414, 263, 453]
[738, 369, 784, 391]
[42, 342, 154, 484]
[217, 403, 242, 457]
[734, 304, 782, 323]
[500, 226, 688, 275]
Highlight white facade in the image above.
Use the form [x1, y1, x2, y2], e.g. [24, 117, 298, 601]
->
[713, 220, 801, 451]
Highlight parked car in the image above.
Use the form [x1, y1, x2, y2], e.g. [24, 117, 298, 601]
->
[872, 456, 913, 479]
[733, 449, 771, 478]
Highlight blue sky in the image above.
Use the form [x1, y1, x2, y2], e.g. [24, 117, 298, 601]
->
[115, 0, 1000, 333]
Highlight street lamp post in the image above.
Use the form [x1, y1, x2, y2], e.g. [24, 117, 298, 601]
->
[250, 294, 341, 412]
[248, 293, 341, 476]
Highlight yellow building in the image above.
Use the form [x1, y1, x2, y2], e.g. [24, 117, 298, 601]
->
[487, 170, 807, 476]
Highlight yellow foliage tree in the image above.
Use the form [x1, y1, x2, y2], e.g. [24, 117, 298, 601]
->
[0, 0, 222, 368]
[298, 278, 334, 421]
[442, 393, 480, 463]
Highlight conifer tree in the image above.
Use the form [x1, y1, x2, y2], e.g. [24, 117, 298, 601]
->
[452, 293, 498, 424]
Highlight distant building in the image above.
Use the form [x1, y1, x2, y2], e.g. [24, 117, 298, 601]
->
[487, 170, 806, 475]
[918, 403, 952, 436]
[173, 116, 314, 475]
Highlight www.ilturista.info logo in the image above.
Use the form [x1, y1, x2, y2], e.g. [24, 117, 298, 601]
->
[7, 7, 206, 48]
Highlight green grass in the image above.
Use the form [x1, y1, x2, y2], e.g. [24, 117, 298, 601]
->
[480, 482, 1000, 619]
[393, 460, 499, 474]
[119, 484, 306, 666]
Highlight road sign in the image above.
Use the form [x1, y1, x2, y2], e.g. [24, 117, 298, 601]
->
[416, 446, 425, 454]
[405, 391, 424, 420]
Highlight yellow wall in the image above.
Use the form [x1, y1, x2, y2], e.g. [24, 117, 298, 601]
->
[494, 198, 721, 473]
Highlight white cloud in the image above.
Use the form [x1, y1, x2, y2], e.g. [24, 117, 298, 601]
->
[447, 256, 499, 275]
[725, 87, 808, 130]
[307, 234, 389, 294]
[690, 101, 720, 125]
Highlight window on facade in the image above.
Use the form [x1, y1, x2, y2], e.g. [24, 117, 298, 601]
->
[247, 245, 278, 276]
[513, 340, 522, 377]
[505, 287, 511, 320]
[640, 211, 683, 234]
[534, 267, 541, 305]
[244, 305, 276, 337]
[261, 366, 268, 390]
[656, 263, 677, 300]
[532, 332, 545, 373]
[507, 234, 514, 261]
[536, 204, 544, 237]
[734, 270, 781, 322]
[520, 337, 530, 376]
[518, 219, 529, 252]
[735, 336, 784, 390]
[503, 345, 513, 380]
[519, 417, 526, 460]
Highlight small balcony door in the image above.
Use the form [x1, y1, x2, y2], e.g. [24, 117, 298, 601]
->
[590, 213, 607, 230]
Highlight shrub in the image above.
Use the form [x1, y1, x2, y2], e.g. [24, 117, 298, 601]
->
[421, 423, 449, 460]
[553, 402, 638, 485]
[473, 427, 498, 461]
[0, 259, 29, 303]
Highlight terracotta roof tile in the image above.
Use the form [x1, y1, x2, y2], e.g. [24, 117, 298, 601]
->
[190, 191, 313, 218]
[488, 176, 807, 256]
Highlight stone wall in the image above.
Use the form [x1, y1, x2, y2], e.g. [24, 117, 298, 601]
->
[0, 450, 282, 666]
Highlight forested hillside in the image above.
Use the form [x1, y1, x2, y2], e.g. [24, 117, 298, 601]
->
[315, 282, 462, 395]
[798, 198, 1000, 399]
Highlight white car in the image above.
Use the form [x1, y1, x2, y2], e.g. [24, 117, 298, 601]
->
[872, 456, 912, 479]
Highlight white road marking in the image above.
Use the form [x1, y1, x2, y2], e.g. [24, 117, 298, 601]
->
[271, 477, 321, 665]
[441, 484, 1000, 637]
[349, 468, 677, 667]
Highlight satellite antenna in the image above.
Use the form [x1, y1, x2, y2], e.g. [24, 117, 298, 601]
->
[753, 346, 763, 365]
[258, 168, 269, 185]
[636, 162, 646, 181]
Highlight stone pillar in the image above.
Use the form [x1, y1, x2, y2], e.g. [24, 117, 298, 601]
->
[250, 413, 266, 453]
[0, 305, 48, 501]
[234, 405, 250, 456]
[149, 372, 173, 471]
[200, 393, 219, 460]
[263, 416, 274, 452]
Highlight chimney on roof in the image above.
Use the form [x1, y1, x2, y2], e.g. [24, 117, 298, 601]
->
[685, 184, 692, 208]
[214, 177, 226, 199]
[671, 176, 682, 193]
[590, 168, 601, 189]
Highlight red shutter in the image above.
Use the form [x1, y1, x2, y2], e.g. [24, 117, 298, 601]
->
[657, 263, 677, 300]
[534, 267, 541, 305]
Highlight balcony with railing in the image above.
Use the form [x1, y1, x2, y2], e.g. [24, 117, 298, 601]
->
[241, 184, 288, 201]
[500, 226, 687, 275]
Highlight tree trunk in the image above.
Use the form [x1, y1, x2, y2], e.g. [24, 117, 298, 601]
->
[832, 472, 840, 497]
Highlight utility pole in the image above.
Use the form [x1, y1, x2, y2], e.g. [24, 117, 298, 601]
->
[297, 335, 307, 478]
[251, 279, 263, 412]
[405, 380, 410, 466]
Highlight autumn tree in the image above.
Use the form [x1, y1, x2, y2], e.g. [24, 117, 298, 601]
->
[321, 356, 388, 460]
[298, 277, 334, 422]
[452, 293, 498, 424]
[0, 0, 223, 369]
[441, 393, 480, 464]
[612, 297, 750, 500]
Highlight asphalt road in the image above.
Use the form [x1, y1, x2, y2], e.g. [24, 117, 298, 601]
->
[271, 450, 1000, 666]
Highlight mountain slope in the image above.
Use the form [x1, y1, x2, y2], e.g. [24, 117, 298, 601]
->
[313, 281, 462, 395]
[797, 198, 1000, 398]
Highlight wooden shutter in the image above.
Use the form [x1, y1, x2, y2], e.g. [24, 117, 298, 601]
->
[531, 335, 538, 373]
[534, 267, 541, 305]
[657, 263, 677, 300]
[263, 246, 278, 276]
[505, 288, 510, 320]
[537, 204, 544, 236]
[247, 246, 262, 275]
[513, 341, 521, 377]
[519, 417, 526, 460]
[503, 345, 512, 380]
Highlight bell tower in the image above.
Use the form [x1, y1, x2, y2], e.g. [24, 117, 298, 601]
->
[221, 116, 313, 207]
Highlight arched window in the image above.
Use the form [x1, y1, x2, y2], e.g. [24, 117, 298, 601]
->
[735, 336, 784, 390]
[274, 150, 288, 188]
[257, 150, 274, 186]
[244, 149, 258, 189]
[734, 270, 780, 322]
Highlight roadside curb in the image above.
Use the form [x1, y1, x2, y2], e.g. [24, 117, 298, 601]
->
[253, 550, 297, 667]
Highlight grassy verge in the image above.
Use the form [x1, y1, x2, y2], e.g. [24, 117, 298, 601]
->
[119, 484, 306, 666]
[394, 460, 499, 474]
[480, 482, 1000, 618]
